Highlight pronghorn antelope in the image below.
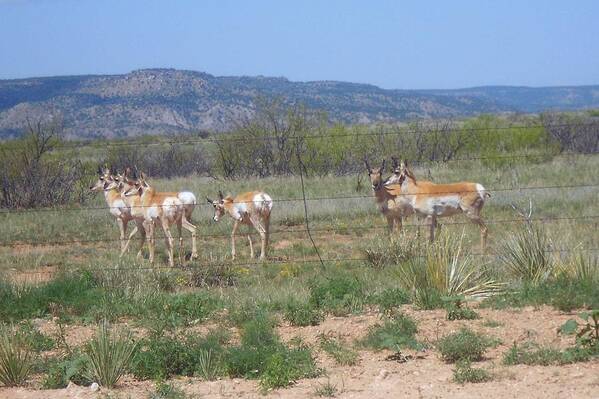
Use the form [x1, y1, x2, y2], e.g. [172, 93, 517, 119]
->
[364, 159, 413, 233]
[110, 170, 147, 258]
[385, 157, 490, 250]
[207, 190, 273, 260]
[89, 166, 139, 254]
[124, 172, 198, 266]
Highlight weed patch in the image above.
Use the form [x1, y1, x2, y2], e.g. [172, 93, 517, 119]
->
[437, 328, 494, 363]
[319, 335, 359, 366]
[453, 360, 492, 384]
[359, 313, 423, 352]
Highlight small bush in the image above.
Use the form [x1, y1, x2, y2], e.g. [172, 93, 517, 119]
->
[42, 352, 90, 389]
[319, 335, 359, 366]
[364, 234, 419, 269]
[150, 381, 188, 399]
[453, 360, 492, 384]
[368, 288, 411, 316]
[85, 322, 138, 388]
[437, 328, 493, 363]
[359, 313, 423, 352]
[444, 296, 480, 321]
[132, 330, 228, 380]
[309, 275, 364, 316]
[283, 301, 324, 327]
[314, 380, 338, 397]
[259, 345, 320, 392]
[0, 325, 34, 387]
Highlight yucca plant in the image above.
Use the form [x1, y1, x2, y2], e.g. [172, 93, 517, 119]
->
[499, 224, 554, 285]
[85, 321, 138, 388]
[0, 325, 34, 387]
[556, 251, 599, 282]
[395, 232, 502, 307]
[197, 349, 220, 381]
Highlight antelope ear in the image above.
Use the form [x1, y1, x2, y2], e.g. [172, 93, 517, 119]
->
[206, 197, 213, 205]
[391, 156, 399, 168]
[97, 165, 103, 175]
[381, 159, 386, 172]
[218, 190, 224, 201]
[363, 158, 372, 173]
[124, 167, 131, 177]
[140, 171, 146, 180]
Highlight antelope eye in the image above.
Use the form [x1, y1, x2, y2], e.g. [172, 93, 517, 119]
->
[99, 177, 104, 180]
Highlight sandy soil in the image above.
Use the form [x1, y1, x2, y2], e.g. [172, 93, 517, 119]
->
[2, 305, 598, 399]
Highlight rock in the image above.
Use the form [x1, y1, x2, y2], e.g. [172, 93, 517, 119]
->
[90, 382, 100, 392]
[375, 369, 390, 382]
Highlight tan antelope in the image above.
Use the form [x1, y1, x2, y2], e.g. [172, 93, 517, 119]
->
[89, 166, 140, 254]
[110, 170, 147, 258]
[124, 172, 198, 266]
[207, 190, 273, 260]
[364, 159, 413, 233]
[385, 157, 490, 250]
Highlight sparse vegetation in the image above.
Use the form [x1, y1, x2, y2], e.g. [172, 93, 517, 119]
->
[437, 328, 494, 363]
[453, 360, 492, 384]
[319, 335, 359, 366]
[0, 325, 34, 387]
[359, 313, 423, 352]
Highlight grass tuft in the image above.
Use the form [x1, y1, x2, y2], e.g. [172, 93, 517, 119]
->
[359, 313, 423, 352]
[0, 325, 34, 387]
[319, 335, 359, 366]
[453, 360, 492, 384]
[85, 321, 138, 388]
[437, 328, 494, 363]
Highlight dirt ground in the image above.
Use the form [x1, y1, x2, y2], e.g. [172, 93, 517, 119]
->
[2, 306, 598, 399]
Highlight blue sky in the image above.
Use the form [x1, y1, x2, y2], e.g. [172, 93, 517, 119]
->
[1, 0, 598, 89]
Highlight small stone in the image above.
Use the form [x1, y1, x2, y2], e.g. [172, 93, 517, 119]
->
[376, 369, 390, 381]
[90, 382, 100, 392]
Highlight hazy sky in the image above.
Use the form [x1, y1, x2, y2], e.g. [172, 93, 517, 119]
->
[1, 0, 598, 89]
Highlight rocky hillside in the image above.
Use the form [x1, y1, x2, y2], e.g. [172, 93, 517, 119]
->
[0, 68, 598, 138]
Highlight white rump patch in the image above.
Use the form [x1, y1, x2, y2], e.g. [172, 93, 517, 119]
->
[178, 191, 196, 206]
[476, 183, 487, 200]
[253, 193, 273, 213]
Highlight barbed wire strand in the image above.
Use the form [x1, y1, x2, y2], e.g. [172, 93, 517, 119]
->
[1, 214, 598, 247]
[2, 181, 598, 214]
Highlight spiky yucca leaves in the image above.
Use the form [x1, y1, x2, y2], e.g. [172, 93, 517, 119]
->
[0, 325, 34, 387]
[499, 224, 554, 285]
[556, 251, 599, 283]
[395, 232, 502, 307]
[85, 322, 138, 388]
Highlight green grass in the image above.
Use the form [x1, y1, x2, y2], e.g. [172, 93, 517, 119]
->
[0, 325, 34, 387]
[437, 328, 495, 363]
[503, 342, 599, 366]
[283, 300, 325, 327]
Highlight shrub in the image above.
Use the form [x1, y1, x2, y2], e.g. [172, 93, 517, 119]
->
[437, 328, 493, 363]
[132, 330, 228, 380]
[363, 234, 419, 269]
[319, 335, 359, 366]
[0, 325, 34, 387]
[309, 275, 364, 316]
[283, 300, 324, 327]
[259, 345, 320, 392]
[443, 296, 480, 321]
[85, 322, 138, 388]
[368, 288, 411, 316]
[499, 224, 554, 285]
[150, 381, 188, 399]
[560, 310, 599, 348]
[453, 360, 492, 384]
[314, 380, 338, 397]
[395, 233, 502, 309]
[42, 351, 90, 389]
[359, 313, 423, 352]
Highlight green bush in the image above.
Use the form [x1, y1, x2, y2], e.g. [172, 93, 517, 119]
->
[309, 275, 364, 316]
[132, 330, 228, 380]
[359, 313, 423, 352]
[283, 301, 324, 327]
[453, 360, 492, 384]
[259, 345, 320, 392]
[437, 328, 493, 363]
[319, 335, 359, 366]
[368, 288, 411, 316]
[42, 352, 90, 389]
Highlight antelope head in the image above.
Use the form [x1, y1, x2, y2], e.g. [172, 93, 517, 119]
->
[364, 158, 386, 191]
[90, 165, 117, 192]
[123, 171, 150, 197]
[206, 190, 229, 222]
